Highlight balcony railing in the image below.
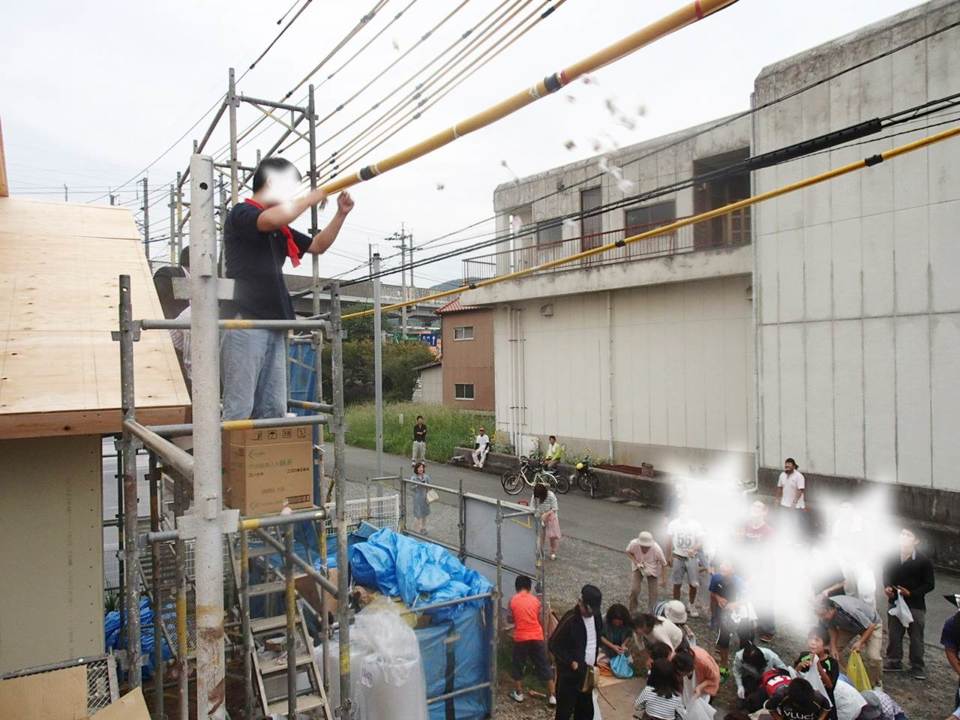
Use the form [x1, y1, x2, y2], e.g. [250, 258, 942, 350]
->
[462, 207, 751, 284]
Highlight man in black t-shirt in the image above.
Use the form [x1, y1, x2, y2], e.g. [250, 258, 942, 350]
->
[222, 157, 353, 420]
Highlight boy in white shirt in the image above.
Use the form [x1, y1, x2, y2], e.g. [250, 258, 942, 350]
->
[472, 427, 491, 468]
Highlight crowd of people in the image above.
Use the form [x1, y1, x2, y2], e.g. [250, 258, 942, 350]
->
[503, 454, 958, 720]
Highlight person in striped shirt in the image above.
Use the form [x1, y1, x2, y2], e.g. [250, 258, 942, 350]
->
[633, 658, 686, 719]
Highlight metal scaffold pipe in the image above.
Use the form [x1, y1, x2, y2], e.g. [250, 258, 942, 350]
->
[317, 0, 738, 196]
[189, 153, 227, 719]
[117, 274, 141, 688]
[146, 412, 330, 438]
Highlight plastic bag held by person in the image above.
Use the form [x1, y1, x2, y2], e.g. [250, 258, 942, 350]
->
[888, 590, 913, 628]
[686, 696, 717, 720]
[611, 652, 634, 679]
[800, 654, 831, 703]
[845, 651, 872, 693]
[832, 678, 868, 720]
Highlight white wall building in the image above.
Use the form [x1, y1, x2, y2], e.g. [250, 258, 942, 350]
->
[462, 0, 960, 536]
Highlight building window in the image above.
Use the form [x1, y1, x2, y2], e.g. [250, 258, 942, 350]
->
[455, 383, 475, 400]
[536, 218, 563, 247]
[580, 187, 603, 251]
[454, 326, 474, 341]
[693, 147, 751, 249]
[624, 200, 676, 234]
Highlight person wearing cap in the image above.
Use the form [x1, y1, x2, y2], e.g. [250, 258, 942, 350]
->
[472, 427, 490, 468]
[859, 689, 906, 720]
[882, 528, 935, 680]
[942, 594, 960, 719]
[626, 530, 668, 613]
[632, 612, 684, 653]
[549, 585, 603, 719]
[661, 599, 697, 648]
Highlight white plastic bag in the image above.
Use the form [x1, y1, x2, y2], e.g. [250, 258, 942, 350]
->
[888, 591, 914, 628]
[799, 654, 831, 707]
[592, 690, 603, 720]
[686, 696, 717, 720]
[354, 609, 429, 720]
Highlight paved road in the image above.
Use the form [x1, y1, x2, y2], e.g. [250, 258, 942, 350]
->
[343, 444, 960, 649]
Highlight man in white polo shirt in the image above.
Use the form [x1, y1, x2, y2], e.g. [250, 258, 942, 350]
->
[776, 457, 805, 510]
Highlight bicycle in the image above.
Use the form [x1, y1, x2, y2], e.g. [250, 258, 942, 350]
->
[501, 456, 570, 495]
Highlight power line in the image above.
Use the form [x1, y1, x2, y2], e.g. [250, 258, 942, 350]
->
[340, 95, 960, 286]
[404, 15, 960, 258]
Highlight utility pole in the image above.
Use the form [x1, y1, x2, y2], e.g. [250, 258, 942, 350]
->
[63, 184, 68, 202]
[175, 172, 184, 263]
[109, 188, 116, 206]
[168, 185, 176, 264]
[372, 246, 384, 477]
[393, 224, 412, 339]
[142, 177, 150, 262]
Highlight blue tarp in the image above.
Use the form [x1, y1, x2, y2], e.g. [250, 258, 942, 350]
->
[418, 604, 491, 720]
[104, 597, 174, 680]
[349, 528, 493, 621]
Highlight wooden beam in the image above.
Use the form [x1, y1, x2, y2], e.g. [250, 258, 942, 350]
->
[0, 405, 188, 440]
[0, 118, 8, 198]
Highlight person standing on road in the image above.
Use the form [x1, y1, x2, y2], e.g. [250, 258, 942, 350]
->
[472, 426, 490, 468]
[509, 575, 557, 707]
[776, 458, 806, 534]
[709, 561, 755, 671]
[409, 462, 431, 535]
[665, 505, 704, 618]
[941, 593, 960, 718]
[815, 595, 882, 688]
[533, 482, 561, 561]
[626, 530, 668, 613]
[883, 528, 935, 680]
[412, 415, 427, 463]
[549, 585, 604, 720]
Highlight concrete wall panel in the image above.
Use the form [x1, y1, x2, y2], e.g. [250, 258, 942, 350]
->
[863, 318, 897, 484]
[803, 223, 833, 321]
[778, 324, 806, 463]
[893, 206, 929, 315]
[895, 315, 932, 486]
[931, 314, 960, 492]
[861, 213, 896, 317]
[778, 229, 805, 322]
[831, 218, 862, 319]
[929, 200, 960, 312]
[805, 322, 836, 474]
[760, 325, 781, 467]
[833, 320, 865, 478]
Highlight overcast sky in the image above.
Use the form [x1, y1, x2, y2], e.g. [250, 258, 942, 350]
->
[2, 0, 925, 287]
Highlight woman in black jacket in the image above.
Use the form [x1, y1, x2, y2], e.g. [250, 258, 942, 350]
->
[549, 585, 603, 720]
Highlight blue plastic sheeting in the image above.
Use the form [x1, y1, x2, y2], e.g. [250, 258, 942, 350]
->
[418, 603, 491, 720]
[253, 520, 376, 574]
[288, 344, 318, 416]
[349, 528, 493, 621]
[104, 597, 173, 679]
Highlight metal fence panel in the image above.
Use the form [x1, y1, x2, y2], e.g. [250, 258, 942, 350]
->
[462, 494, 538, 603]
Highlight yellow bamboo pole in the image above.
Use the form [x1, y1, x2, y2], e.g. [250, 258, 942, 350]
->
[343, 124, 960, 319]
[319, 0, 739, 195]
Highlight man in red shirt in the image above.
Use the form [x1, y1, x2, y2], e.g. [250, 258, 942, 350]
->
[509, 575, 556, 706]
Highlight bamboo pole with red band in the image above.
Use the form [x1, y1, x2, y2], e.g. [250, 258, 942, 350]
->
[342, 123, 960, 320]
[317, 0, 739, 195]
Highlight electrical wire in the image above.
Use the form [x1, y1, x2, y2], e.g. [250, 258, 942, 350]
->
[339, 96, 960, 286]
[406, 15, 960, 257]
[320, 0, 565, 183]
[248, 0, 315, 71]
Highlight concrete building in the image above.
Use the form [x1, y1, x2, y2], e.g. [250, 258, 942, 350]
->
[437, 298, 496, 412]
[462, 0, 960, 536]
[412, 361, 443, 405]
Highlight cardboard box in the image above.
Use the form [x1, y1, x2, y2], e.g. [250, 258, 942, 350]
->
[222, 425, 315, 516]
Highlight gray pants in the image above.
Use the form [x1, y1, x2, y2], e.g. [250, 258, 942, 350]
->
[886, 608, 926, 669]
[412, 440, 426, 462]
[221, 328, 288, 420]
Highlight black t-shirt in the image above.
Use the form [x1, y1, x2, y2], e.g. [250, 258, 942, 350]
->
[767, 688, 830, 720]
[223, 203, 312, 319]
[413, 423, 427, 441]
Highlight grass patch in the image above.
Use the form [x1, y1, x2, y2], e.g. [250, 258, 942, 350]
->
[345, 402, 494, 464]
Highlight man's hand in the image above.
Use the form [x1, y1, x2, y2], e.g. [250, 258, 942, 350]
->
[308, 188, 328, 207]
[850, 639, 863, 653]
[897, 586, 911, 598]
[884, 586, 896, 599]
[717, 597, 728, 609]
[337, 191, 355, 216]
[693, 686, 704, 698]
[737, 687, 745, 700]
[571, 661, 579, 671]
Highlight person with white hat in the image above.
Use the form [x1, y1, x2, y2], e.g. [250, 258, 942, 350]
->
[625, 529, 667, 614]
[859, 689, 906, 720]
[660, 599, 697, 648]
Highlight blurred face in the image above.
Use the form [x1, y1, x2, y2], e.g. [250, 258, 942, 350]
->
[750, 501, 766, 526]
[415, 464, 424, 475]
[549, 436, 556, 443]
[479, 427, 485, 435]
[260, 166, 302, 206]
[612, 617, 623, 627]
[784, 460, 796, 473]
[578, 599, 593, 617]
[719, 562, 734, 576]
[808, 634, 825, 655]
[899, 529, 917, 553]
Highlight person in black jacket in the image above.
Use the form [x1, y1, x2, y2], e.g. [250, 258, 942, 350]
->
[548, 585, 603, 720]
[883, 528, 936, 679]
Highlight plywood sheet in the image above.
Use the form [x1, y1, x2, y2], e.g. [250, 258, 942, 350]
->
[93, 687, 150, 720]
[0, 666, 87, 720]
[0, 435, 103, 674]
[0, 198, 189, 438]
